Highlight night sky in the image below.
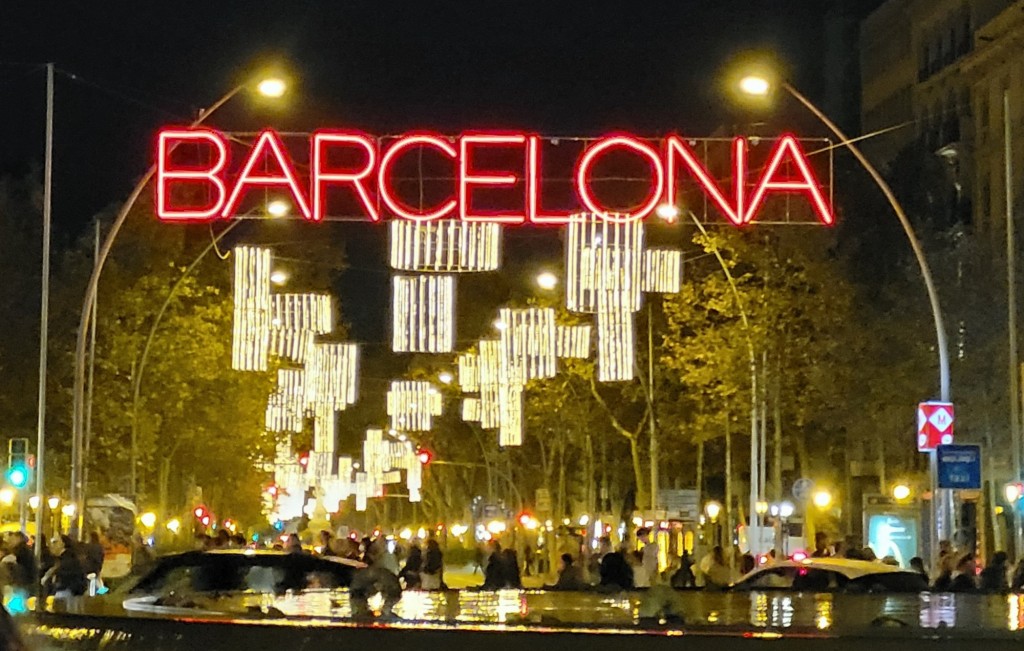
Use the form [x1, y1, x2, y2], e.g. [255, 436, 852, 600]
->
[1, 0, 882, 340]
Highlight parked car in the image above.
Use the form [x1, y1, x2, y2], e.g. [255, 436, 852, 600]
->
[730, 558, 927, 593]
[121, 549, 365, 614]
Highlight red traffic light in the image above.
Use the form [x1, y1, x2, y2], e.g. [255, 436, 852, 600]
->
[416, 449, 433, 465]
[298, 453, 309, 468]
[193, 505, 207, 519]
[266, 485, 278, 497]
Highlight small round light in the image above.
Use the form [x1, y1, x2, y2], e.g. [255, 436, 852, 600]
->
[812, 490, 833, 510]
[166, 518, 181, 534]
[270, 270, 288, 286]
[61, 503, 77, 517]
[493, 318, 507, 331]
[47, 496, 60, 511]
[257, 78, 287, 98]
[779, 501, 795, 518]
[140, 512, 157, 529]
[438, 371, 453, 385]
[704, 500, 722, 522]
[893, 484, 912, 501]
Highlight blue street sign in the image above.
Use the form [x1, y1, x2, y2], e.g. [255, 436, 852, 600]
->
[936, 444, 981, 490]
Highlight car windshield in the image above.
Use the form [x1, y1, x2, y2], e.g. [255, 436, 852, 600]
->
[130, 554, 354, 595]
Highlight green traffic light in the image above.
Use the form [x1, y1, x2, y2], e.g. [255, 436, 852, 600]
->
[6, 466, 28, 489]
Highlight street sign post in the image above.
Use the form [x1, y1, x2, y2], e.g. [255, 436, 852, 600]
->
[936, 444, 982, 490]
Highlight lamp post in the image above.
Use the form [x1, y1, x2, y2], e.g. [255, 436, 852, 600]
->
[737, 73, 951, 563]
[705, 500, 722, 547]
[69, 75, 287, 536]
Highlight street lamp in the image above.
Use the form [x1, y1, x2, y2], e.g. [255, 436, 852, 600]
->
[737, 69, 951, 564]
[438, 371, 454, 385]
[536, 271, 558, 291]
[0, 489, 14, 507]
[704, 501, 722, 522]
[655, 203, 680, 222]
[812, 489, 833, 510]
[270, 269, 289, 286]
[893, 484, 912, 502]
[267, 199, 290, 218]
[69, 71, 290, 540]
[47, 496, 59, 511]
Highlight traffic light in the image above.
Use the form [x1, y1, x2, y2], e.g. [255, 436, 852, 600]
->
[298, 453, 309, 469]
[193, 505, 208, 519]
[7, 438, 30, 489]
[416, 448, 433, 465]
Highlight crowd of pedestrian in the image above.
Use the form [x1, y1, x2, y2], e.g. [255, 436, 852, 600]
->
[0, 530, 110, 599]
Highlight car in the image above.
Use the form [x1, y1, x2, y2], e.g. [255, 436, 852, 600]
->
[729, 557, 928, 593]
[121, 549, 366, 614]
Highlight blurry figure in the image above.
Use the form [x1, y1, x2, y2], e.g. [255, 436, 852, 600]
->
[546, 553, 588, 591]
[131, 534, 155, 573]
[637, 527, 659, 584]
[629, 550, 650, 588]
[213, 529, 230, 548]
[670, 551, 695, 588]
[811, 532, 831, 558]
[399, 543, 422, 589]
[881, 555, 899, 567]
[82, 532, 105, 578]
[948, 553, 977, 593]
[372, 539, 400, 575]
[231, 534, 247, 548]
[501, 549, 522, 588]
[860, 547, 877, 562]
[598, 547, 633, 591]
[318, 530, 333, 554]
[909, 556, 928, 579]
[193, 533, 212, 551]
[284, 534, 303, 554]
[421, 538, 444, 590]
[350, 541, 403, 619]
[523, 543, 534, 576]
[703, 546, 731, 590]
[739, 553, 756, 576]
[44, 536, 87, 598]
[980, 551, 1010, 594]
[934, 540, 956, 582]
[7, 533, 35, 590]
[1010, 559, 1024, 592]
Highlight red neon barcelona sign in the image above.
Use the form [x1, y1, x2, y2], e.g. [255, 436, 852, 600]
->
[155, 128, 834, 226]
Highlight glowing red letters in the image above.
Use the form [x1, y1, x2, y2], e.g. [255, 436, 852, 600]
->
[156, 128, 834, 225]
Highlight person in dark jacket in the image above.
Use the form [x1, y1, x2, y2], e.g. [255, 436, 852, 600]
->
[980, 551, 1010, 593]
[422, 539, 445, 590]
[546, 553, 588, 590]
[598, 548, 633, 591]
[46, 536, 87, 597]
[948, 553, 977, 593]
[82, 532, 105, 578]
[399, 543, 422, 589]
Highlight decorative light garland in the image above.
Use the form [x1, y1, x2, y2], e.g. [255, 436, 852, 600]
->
[556, 324, 592, 359]
[498, 307, 557, 383]
[231, 246, 272, 371]
[389, 220, 501, 272]
[386, 380, 443, 431]
[458, 352, 480, 392]
[392, 274, 456, 353]
[565, 213, 644, 314]
[642, 248, 683, 293]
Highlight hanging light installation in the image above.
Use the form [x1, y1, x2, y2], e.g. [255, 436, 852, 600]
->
[477, 340, 503, 430]
[556, 324, 592, 359]
[265, 369, 306, 433]
[386, 381, 443, 431]
[268, 294, 333, 363]
[462, 397, 481, 422]
[498, 383, 524, 446]
[458, 352, 480, 392]
[498, 307, 557, 383]
[642, 248, 683, 293]
[565, 212, 644, 313]
[392, 275, 456, 353]
[231, 246, 272, 371]
[305, 343, 359, 410]
[389, 220, 501, 273]
[596, 289, 636, 382]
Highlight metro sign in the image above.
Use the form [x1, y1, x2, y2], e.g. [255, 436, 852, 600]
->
[917, 401, 954, 451]
[155, 128, 834, 226]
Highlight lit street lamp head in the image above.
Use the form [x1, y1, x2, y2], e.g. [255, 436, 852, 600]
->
[536, 271, 558, 291]
[267, 200, 289, 218]
[270, 270, 288, 286]
[655, 203, 680, 222]
[739, 75, 771, 97]
[257, 77, 287, 98]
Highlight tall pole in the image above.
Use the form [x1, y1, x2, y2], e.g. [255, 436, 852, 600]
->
[648, 302, 659, 510]
[83, 221, 99, 508]
[34, 63, 54, 570]
[1005, 89, 1022, 559]
[69, 85, 245, 535]
[781, 82, 951, 563]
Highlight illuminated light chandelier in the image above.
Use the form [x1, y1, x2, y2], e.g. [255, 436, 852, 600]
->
[313, 403, 336, 455]
[231, 246, 272, 371]
[305, 343, 360, 410]
[498, 383, 524, 447]
[389, 220, 502, 272]
[596, 290, 636, 382]
[386, 380, 443, 431]
[556, 324, 592, 359]
[462, 397, 481, 422]
[407, 456, 422, 503]
[268, 293, 333, 363]
[458, 352, 480, 392]
[321, 470, 352, 514]
[392, 275, 456, 353]
[265, 369, 306, 433]
[565, 212, 645, 314]
[355, 472, 369, 512]
[477, 340, 503, 430]
[498, 307, 557, 383]
[642, 248, 683, 293]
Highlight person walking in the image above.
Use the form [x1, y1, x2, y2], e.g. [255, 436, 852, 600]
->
[44, 536, 88, 599]
[399, 543, 422, 589]
[422, 539, 445, 590]
[638, 528, 660, 584]
[598, 546, 633, 591]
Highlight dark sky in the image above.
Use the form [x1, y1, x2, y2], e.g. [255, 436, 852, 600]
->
[2, 0, 882, 232]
